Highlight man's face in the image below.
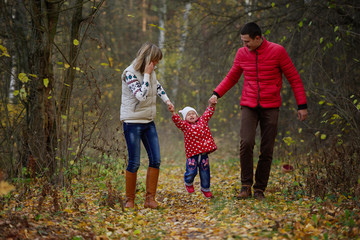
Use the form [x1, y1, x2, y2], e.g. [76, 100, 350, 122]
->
[241, 34, 262, 51]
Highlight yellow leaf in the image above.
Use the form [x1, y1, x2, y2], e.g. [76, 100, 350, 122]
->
[64, 208, 73, 213]
[0, 181, 15, 196]
[29, 74, 38, 78]
[320, 134, 326, 140]
[221, 208, 229, 214]
[0, 44, 10, 57]
[64, 63, 70, 68]
[73, 39, 79, 46]
[43, 78, 49, 88]
[303, 223, 315, 232]
[18, 73, 29, 83]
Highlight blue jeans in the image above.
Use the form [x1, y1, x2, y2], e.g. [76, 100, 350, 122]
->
[184, 154, 210, 191]
[123, 121, 161, 173]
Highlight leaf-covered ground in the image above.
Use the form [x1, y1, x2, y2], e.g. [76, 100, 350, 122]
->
[1, 158, 359, 239]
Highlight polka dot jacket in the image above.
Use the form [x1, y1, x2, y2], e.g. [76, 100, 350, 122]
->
[172, 106, 217, 158]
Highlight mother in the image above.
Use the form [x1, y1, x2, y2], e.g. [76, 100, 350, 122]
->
[120, 42, 174, 209]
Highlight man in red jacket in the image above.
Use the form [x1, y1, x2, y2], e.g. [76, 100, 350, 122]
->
[209, 22, 308, 200]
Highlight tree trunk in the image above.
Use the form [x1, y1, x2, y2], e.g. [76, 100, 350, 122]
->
[142, 0, 147, 32]
[158, 0, 166, 78]
[57, 0, 83, 185]
[59, 0, 83, 115]
[173, 2, 191, 102]
[27, 0, 60, 181]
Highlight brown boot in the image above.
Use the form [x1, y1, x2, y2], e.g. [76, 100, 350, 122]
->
[253, 189, 265, 200]
[144, 167, 159, 209]
[125, 170, 137, 208]
[236, 185, 252, 199]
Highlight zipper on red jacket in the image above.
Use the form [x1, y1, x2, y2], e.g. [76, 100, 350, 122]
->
[256, 50, 260, 106]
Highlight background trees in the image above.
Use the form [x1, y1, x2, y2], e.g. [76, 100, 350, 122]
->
[1, 0, 359, 197]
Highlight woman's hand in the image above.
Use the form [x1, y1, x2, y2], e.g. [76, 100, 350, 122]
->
[144, 62, 155, 74]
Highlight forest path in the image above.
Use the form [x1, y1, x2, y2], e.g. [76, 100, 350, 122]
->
[1, 158, 358, 239]
[145, 160, 310, 239]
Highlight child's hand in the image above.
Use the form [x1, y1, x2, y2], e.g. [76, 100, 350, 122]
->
[167, 100, 175, 114]
[209, 95, 217, 106]
[209, 101, 216, 108]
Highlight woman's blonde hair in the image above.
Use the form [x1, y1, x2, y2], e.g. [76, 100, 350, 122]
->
[133, 42, 163, 74]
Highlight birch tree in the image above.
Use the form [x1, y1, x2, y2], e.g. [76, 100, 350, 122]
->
[172, 1, 192, 103]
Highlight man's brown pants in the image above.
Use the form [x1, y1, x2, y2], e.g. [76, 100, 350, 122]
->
[240, 106, 279, 191]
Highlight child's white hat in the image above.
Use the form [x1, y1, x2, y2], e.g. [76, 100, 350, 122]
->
[179, 106, 198, 119]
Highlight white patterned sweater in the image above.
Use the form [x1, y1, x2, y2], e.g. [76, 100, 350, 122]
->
[120, 63, 170, 123]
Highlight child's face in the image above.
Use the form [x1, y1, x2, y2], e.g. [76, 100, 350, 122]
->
[185, 111, 198, 123]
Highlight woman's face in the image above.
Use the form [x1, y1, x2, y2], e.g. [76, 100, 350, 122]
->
[152, 59, 159, 66]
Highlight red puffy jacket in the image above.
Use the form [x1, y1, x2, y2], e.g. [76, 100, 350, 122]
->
[214, 38, 307, 109]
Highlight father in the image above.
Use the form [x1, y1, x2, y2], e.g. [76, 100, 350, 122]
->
[209, 22, 308, 200]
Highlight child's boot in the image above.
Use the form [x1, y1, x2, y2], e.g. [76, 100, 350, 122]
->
[185, 183, 195, 193]
[201, 189, 213, 198]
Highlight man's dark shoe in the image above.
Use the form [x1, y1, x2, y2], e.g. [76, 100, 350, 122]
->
[253, 189, 265, 200]
[236, 185, 252, 199]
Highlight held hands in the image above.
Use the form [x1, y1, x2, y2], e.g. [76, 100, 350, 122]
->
[208, 95, 218, 108]
[166, 100, 175, 115]
[297, 109, 308, 121]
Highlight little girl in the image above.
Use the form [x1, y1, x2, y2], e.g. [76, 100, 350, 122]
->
[170, 103, 217, 198]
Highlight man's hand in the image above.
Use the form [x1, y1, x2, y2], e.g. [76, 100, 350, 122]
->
[209, 95, 218, 106]
[297, 109, 308, 121]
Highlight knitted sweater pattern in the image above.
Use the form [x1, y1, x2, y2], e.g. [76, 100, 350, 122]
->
[120, 64, 169, 122]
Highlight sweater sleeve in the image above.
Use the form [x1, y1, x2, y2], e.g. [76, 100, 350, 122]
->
[125, 72, 150, 101]
[214, 49, 243, 97]
[156, 80, 170, 103]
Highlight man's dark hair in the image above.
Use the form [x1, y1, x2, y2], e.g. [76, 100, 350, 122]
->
[240, 22, 262, 39]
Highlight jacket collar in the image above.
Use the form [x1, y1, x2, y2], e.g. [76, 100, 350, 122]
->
[255, 37, 268, 53]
